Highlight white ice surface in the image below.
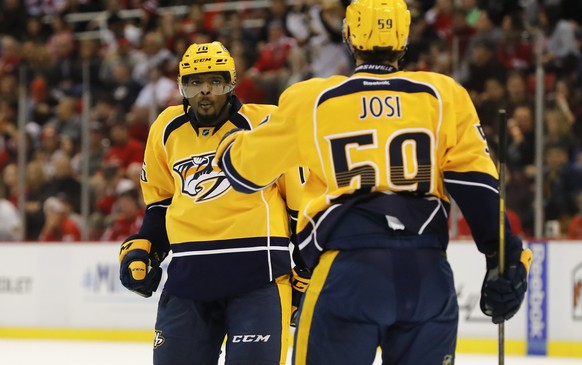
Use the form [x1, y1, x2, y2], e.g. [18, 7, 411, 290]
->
[0, 339, 581, 365]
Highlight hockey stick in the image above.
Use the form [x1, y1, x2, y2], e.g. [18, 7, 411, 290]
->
[497, 109, 508, 365]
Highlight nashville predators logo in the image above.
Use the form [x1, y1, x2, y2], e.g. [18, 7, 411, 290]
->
[173, 152, 230, 203]
[153, 330, 165, 349]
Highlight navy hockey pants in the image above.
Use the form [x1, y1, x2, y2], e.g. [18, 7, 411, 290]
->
[293, 248, 458, 365]
[153, 275, 291, 365]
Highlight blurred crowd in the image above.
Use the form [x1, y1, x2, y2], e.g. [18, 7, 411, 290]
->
[0, 0, 582, 242]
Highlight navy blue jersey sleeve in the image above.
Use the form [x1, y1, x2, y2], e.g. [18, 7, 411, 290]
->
[139, 198, 171, 256]
[444, 171, 512, 255]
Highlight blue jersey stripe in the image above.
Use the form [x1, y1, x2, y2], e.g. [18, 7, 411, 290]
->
[318, 78, 438, 106]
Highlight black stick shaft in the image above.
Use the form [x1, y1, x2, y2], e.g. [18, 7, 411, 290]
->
[498, 109, 508, 365]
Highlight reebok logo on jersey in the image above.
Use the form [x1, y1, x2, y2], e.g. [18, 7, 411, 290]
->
[231, 334, 271, 343]
[153, 330, 165, 349]
[173, 152, 231, 203]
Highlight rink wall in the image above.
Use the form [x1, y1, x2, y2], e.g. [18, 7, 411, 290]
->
[0, 240, 581, 358]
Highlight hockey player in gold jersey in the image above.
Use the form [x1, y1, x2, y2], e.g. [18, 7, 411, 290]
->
[118, 41, 310, 365]
[216, 1, 532, 364]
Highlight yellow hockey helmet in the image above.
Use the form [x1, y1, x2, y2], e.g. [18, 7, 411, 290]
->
[178, 41, 236, 98]
[343, 0, 411, 53]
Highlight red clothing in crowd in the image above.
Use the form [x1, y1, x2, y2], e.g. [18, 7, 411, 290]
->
[39, 218, 82, 242]
[103, 138, 144, 169]
[101, 210, 144, 241]
[568, 216, 582, 239]
[250, 38, 294, 73]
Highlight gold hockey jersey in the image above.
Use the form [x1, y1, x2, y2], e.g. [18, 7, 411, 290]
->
[141, 96, 303, 300]
[218, 65, 506, 267]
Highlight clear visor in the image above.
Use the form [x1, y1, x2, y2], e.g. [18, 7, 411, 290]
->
[179, 75, 234, 98]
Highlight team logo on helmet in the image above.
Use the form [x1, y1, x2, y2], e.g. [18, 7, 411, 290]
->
[173, 153, 230, 203]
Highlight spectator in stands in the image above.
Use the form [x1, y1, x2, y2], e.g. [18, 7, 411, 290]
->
[0, 0, 29, 41]
[505, 70, 533, 115]
[133, 62, 178, 112]
[425, 0, 454, 40]
[177, 4, 205, 41]
[449, 7, 475, 60]
[464, 9, 502, 60]
[90, 161, 134, 239]
[45, 14, 76, 89]
[0, 179, 22, 241]
[39, 196, 81, 242]
[257, 0, 291, 43]
[507, 104, 536, 171]
[0, 101, 18, 171]
[22, 15, 47, 45]
[539, 4, 580, 77]
[74, 39, 105, 94]
[44, 154, 82, 213]
[100, 189, 144, 241]
[72, 121, 109, 177]
[231, 53, 265, 104]
[462, 39, 507, 99]
[0, 36, 22, 78]
[497, 11, 534, 72]
[543, 143, 582, 228]
[46, 96, 82, 144]
[461, 0, 480, 28]
[125, 161, 145, 209]
[106, 62, 142, 113]
[286, 0, 351, 79]
[103, 122, 144, 170]
[567, 191, 582, 239]
[246, 20, 296, 104]
[23, 160, 51, 240]
[131, 31, 175, 84]
[475, 77, 508, 140]
[402, 11, 441, 70]
[544, 107, 578, 161]
[90, 96, 123, 133]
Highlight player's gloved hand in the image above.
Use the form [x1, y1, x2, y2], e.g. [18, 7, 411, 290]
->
[290, 266, 311, 327]
[119, 234, 166, 298]
[480, 236, 533, 324]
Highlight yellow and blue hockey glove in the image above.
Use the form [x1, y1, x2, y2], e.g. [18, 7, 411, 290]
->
[480, 236, 533, 324]
[290, 266, 311, 327]
[119, 234, 165, 298]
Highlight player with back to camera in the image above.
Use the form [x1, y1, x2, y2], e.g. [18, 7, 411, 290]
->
[118, 41, 311, 365]
[215, 1, 533, 364]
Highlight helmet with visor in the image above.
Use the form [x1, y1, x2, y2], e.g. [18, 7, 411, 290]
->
[178, 41, 236, 98]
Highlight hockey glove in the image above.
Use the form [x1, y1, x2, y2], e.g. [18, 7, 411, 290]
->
[290, 266, 311, 327]
[119, 235, 166, 298]
[480, 236, 533, 324]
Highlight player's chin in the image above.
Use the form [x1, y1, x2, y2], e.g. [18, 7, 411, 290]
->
[196, 111, 219, 125]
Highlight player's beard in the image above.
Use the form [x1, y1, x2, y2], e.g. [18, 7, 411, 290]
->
[195, 97, 230, 127]
[195, 97, 228, 126]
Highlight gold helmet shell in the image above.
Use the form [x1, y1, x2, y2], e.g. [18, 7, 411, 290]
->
[343, 0, 411, 53]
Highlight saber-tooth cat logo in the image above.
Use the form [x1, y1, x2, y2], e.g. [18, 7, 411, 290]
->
[173, 152, 230, 203]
